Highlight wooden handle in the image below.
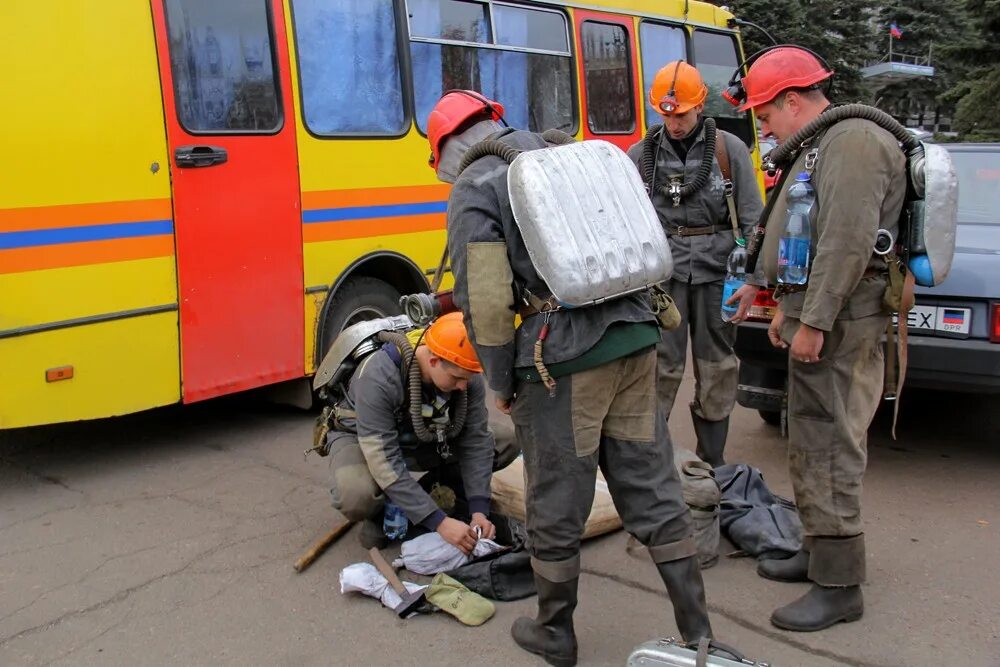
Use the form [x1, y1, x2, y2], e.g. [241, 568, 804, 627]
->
[292, 520, 354, 573]
[368, 547, 407, 594]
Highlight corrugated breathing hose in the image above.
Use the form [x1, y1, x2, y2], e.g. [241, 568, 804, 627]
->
[640, 117, 717, 200]
[376, 330, 467, 443]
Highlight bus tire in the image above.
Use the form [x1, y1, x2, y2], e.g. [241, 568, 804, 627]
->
[319, 276, 402, 362]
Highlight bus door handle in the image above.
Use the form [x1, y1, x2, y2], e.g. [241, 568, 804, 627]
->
[175, 145, 228, 168]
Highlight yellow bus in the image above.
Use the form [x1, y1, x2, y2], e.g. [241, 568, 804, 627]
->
[0, 0, 757, 429]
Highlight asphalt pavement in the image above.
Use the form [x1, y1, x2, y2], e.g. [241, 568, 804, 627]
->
[1, 371, 998, 666]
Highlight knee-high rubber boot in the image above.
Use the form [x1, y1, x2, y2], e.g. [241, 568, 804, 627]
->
[691, 406, 728, 467]
[511, 574, 578, 667]
[655, 556, 713, 642]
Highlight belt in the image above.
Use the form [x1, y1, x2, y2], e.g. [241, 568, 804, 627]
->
[666, 224, 728, 237]
[773, 267, 885, 299]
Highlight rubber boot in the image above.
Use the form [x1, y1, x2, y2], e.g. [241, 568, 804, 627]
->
[655, 556, 713, 642]
[511, 574, 578, 667]
[770, 584, 864, 632]
[691, 406, 728, 467]
[757, 549, 810, 583]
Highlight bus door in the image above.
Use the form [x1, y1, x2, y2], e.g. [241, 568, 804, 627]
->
[573, 10, 644, 151]
[150, 0, 303, 402]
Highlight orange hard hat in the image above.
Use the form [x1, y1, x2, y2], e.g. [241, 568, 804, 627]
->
[738, 47, 832, 111]
[424, 311, 482, 373]
[648, 61, 707, 116]
[426, 90, 505, 170]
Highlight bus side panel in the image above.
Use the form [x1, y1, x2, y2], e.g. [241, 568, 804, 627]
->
[0, 315, 180, 430]
[0, 1, 180, 428]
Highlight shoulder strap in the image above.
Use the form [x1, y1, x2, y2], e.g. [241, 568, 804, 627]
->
[380, 342, 403, 368]
[714, 131, 741, 240]
[713, 131, 732, 182]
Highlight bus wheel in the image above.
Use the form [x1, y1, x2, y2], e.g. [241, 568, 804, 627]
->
[319, 276, 402, 360]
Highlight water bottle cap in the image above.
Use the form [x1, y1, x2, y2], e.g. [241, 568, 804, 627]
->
[795, 172, 811, 182]
[735, 237, 746, 248]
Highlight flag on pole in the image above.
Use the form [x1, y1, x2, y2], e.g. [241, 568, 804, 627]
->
[890, 22, 903, 39]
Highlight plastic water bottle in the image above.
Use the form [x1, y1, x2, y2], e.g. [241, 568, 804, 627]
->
[777, 172, 815, 285]
[721, 240, 747, 322]
[382, 502, 408, 541]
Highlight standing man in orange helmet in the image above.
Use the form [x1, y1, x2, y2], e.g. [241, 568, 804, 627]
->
[627, 61, 764, 467]
[325, 312, 514, 553]
[428, 89, 713, 666]
[727, 45, 906, 631]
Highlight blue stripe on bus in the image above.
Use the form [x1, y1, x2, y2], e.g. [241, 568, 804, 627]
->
[0, 220, 175, 250]
[302, 201, 448, 223]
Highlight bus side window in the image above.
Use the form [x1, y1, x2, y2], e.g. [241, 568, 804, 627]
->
[291, 0, 407, 136]
[692, 30, 753, 146]
[408, 0, 575, 134]
[164, 0, 281, 133]
[638, 21, 687, 129]
[581, 21, 635, 134]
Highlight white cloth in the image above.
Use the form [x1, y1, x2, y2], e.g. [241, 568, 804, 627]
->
[391, 531, 505, 575]
[339, 562, 427, 611]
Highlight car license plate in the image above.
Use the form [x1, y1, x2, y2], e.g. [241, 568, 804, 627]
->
[902, 305, 972, 336]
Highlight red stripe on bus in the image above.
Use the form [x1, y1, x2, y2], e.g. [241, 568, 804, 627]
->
[0, 235, 175, 274]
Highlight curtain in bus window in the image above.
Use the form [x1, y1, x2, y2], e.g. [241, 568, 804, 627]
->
[481, 8, 529, 129]
[293, 0, 405, 135]
[412, 45, 572, 133]
[581, 22, 634, 133]
[639, 22, 686, 128]
[410, 1, 572, 134]
[409, 0, 490, 42]
[165, 0, 280, 132]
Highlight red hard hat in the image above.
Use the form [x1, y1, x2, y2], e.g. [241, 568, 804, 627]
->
[426, 90, 505, 170]
[738, 47, 832, 111]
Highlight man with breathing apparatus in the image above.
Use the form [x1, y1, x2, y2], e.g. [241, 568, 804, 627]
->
[627, 61, 764, 467]
[428, 89, 713, 666]
[322, 311, 512, 555]
[726, 45, 908, 632]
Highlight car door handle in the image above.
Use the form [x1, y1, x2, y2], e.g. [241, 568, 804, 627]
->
[175, 145, 228, 168]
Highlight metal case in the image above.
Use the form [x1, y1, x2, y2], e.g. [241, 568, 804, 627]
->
[507, 140, 673, 307]
[627, 637, 770, 667]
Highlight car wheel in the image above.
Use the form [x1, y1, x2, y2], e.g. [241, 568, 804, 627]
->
[759, 409, 782, 426]
[319, 276, 402, 361]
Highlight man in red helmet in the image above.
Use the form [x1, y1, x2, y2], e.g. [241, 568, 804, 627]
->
[626, 61, 764, 467]
[730, 46, 907, 631]
[428, 90, 713, 665]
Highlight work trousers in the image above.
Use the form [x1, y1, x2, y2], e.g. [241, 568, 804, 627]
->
[781, 313, 888, 586]
[657, 278, 738, 422]
[511, 348, 696, 582]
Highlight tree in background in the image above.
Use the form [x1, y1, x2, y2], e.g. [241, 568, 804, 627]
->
[722, 0, 877, 103]
[875, 0, 973, 130]
[944, 0, 1000, 140]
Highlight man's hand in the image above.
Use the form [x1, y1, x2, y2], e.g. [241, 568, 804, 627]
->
[469, 512, 495, 541]
[727, 284, 760, 324]
[768, 309, 787, 349]
[790, 323, 824, 364]
[437, 517, 477, 555]
[495, 396, 513, 415]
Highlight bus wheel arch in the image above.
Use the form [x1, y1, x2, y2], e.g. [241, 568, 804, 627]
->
[316, 252, 430, 366]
